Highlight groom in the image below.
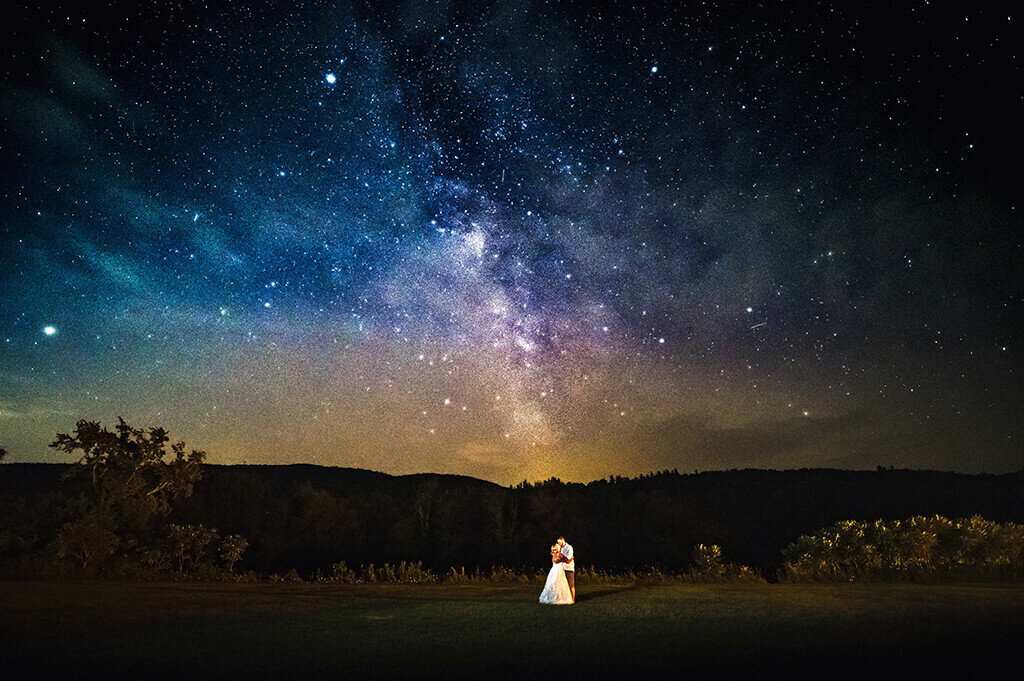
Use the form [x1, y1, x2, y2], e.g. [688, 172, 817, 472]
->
[557, 536, 575, 602]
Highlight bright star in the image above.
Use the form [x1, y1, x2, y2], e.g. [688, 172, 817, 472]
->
[42, 325, 57, 336]
[325, 73, 336, 84]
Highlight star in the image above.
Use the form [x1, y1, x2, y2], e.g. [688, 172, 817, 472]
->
[1, 0, 1017, 484]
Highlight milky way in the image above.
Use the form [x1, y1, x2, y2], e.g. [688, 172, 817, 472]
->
[1, 2, 1021, 482]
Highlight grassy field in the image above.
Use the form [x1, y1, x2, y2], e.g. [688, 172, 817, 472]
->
[3, 580, 1022, 678]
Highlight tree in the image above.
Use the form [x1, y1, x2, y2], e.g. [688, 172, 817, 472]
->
[167, 523, 219, 573]
[414, 480, 447, 540]
[49, 418, 205, 527]
[485, 490, 521, 564]
[143, 524, 249, 576]
[219, 534, 249, 573]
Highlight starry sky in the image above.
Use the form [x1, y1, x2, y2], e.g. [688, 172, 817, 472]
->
[1, 1, 1021, 483]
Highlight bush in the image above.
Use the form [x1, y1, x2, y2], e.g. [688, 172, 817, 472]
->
[690, 543, 724, 578]
[331, 561, 357, 583]
[268, 569, 304, 583]
[780, 515, 1024, 582]
[141, 524, 249, 578]
[53, 514, 119, 570]
[679, 544, 763, 583]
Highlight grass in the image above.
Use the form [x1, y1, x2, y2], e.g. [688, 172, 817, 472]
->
[3, 580, 1023, 678]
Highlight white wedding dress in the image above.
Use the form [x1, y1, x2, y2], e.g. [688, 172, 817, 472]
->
[539, 560, 573, 605]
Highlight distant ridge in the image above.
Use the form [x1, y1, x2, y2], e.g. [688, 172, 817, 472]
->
[0, 462, 505, 497]
[5, 461, 1019, 486]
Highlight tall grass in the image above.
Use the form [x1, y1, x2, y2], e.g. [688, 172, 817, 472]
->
[278, 545, 763, 585]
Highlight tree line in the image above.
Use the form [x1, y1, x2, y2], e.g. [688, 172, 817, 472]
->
[1, 419, 1023, 581]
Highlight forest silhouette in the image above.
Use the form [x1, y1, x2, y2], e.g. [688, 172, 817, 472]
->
[4, 445, 1023, 579]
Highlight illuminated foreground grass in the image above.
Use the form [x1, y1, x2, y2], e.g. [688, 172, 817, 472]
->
[3, 581, 1022, 678]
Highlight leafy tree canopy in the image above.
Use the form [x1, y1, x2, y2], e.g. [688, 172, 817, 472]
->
[49, 418, 205, 522]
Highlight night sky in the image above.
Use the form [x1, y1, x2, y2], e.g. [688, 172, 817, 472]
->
[2, 1, 1020, 483]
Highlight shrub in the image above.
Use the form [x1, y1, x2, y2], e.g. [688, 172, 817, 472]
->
[690, 543, 724, 578]
[331, 561, 357, 584]
[682, 544, 763, 583]
[219, 534, 248, 573]
[53, 514, 119, 570]
[141, 524, 249, 578]
[780, 515, 1024, 582]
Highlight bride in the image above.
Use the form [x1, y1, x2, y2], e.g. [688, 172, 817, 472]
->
[539, 544, 574, 605]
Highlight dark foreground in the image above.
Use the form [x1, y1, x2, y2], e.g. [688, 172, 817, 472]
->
[3, 581, 1022, 679]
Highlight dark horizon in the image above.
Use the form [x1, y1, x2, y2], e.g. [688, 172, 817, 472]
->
[5, 460, 1023, 577]
[4, 459, 1023, 490]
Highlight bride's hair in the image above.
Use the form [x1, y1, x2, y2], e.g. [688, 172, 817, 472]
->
[550, 544, 559, 553]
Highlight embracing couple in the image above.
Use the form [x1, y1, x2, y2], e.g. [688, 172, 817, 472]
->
[539, 536, 575, 605]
